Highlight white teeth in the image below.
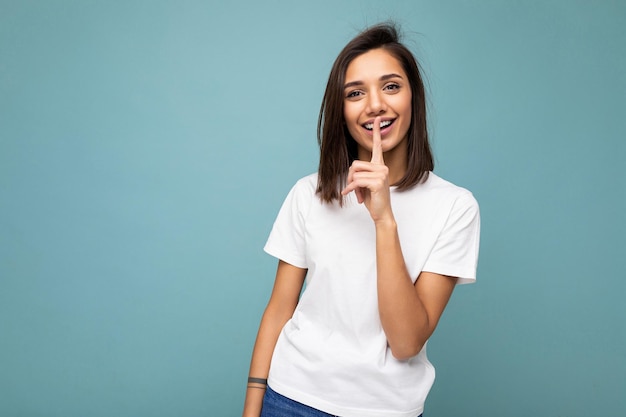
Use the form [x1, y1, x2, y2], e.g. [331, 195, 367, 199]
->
[364, 120, 393, 130]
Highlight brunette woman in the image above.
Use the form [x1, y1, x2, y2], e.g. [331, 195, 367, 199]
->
[243, 22, 480, 417]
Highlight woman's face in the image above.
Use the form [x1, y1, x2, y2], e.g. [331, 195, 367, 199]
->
[343, 48, 412, 161]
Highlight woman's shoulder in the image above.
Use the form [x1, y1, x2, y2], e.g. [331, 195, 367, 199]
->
[283, 172, 318, 204]
[419, 172, 478, 207]
[294, 172, 318, 189]
[423, 172, 472, 193]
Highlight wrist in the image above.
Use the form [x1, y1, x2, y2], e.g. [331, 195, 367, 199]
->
[374, 215, 397, 229]
[248, 377, 267, 385]
[247, 376, 268, 391]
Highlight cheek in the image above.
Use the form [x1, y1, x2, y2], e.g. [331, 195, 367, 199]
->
[402, 95, 413, 117]
[343, 103, 357, 124]
[397, 99, 412, 127]
[392, 93, 412, 113]
[345, 123, 362, 141]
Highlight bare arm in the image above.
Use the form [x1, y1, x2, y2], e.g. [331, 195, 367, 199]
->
[342, 116, 456, 360]
[242, 260, 306, 417]
[375, 218, 456, 359]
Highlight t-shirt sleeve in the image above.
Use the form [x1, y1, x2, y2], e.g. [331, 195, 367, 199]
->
[263, 180, 310, 269]
[422, 192, 480, 284]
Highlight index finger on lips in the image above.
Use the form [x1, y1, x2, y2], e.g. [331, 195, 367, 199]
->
[371, 116, 384, 165]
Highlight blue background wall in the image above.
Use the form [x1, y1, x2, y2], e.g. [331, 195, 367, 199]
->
[1, 1, 624, 415]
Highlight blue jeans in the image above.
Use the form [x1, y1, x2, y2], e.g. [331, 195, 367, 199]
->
[260, 386, 423, 417]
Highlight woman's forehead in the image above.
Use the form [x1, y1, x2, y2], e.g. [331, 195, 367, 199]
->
[345, 49, 405, 82]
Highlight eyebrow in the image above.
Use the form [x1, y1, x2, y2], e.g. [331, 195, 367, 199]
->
[343, 73, 404, 89]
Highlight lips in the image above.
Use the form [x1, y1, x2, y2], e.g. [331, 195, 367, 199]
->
[363, 118, 395, 131]
[362, 118, 397, 138]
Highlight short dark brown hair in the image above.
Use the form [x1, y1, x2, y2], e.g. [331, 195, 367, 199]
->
[316, 22, 433, 204]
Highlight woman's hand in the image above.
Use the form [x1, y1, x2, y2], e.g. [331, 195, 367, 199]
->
[341, 116, 393, 223]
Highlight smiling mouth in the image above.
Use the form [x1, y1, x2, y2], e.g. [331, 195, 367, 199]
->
[363, 119, 394, 130]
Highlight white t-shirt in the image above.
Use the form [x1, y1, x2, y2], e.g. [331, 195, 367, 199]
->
[264, 172, 480, 417]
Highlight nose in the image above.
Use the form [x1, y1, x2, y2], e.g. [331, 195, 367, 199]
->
[366, 90, 386, 115]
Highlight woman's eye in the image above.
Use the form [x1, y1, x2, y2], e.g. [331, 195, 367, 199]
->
[384, 83, 400, 91]
[346, 90, 363, 98]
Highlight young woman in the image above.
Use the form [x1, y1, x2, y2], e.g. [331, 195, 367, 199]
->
[243, 22, 480, 417]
